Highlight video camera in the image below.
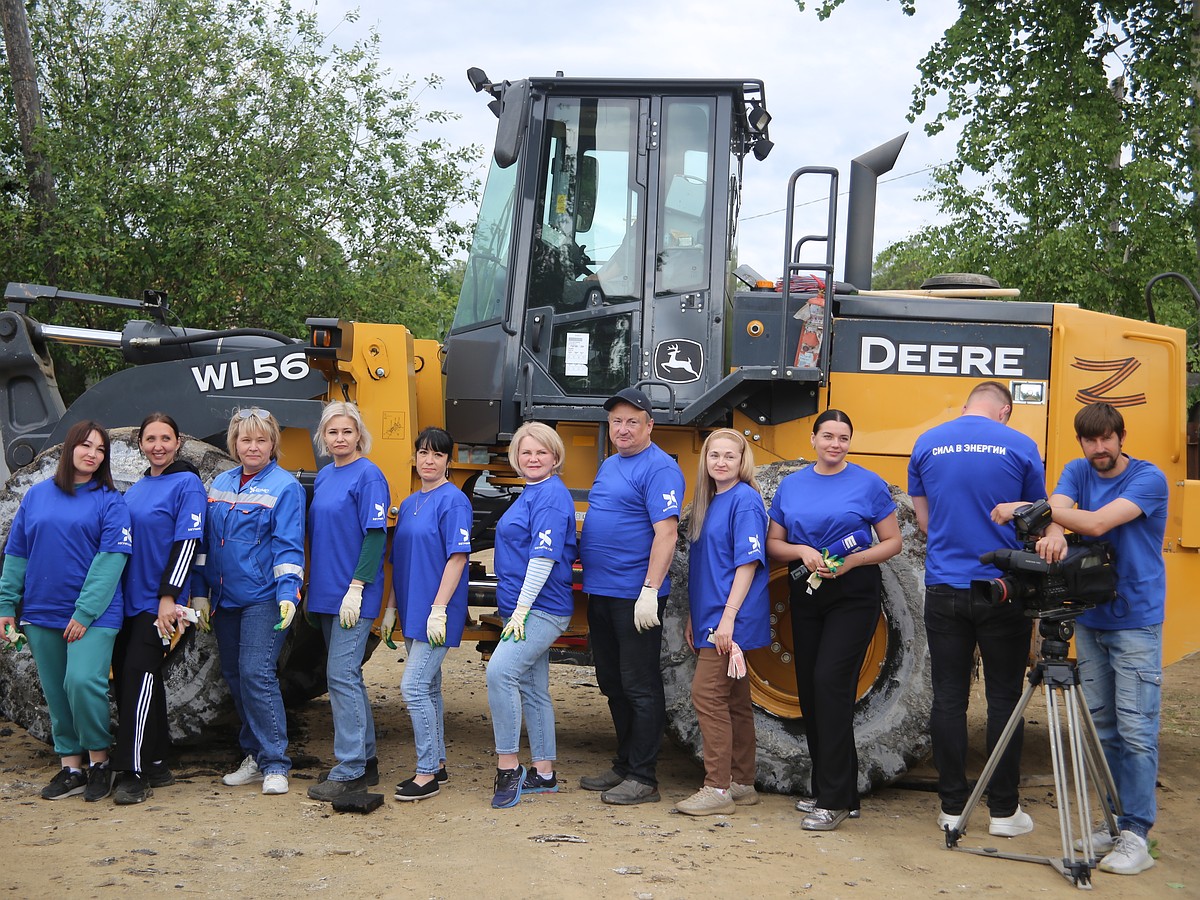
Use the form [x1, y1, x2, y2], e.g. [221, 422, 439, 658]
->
[970, 500, 1117, 617]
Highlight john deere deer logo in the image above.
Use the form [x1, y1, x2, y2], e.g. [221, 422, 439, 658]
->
[1072, 357, 1146, 408]
[654, 339, 703, 384]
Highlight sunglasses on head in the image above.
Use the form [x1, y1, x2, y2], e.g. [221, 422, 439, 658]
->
[236, 408, 271, 421]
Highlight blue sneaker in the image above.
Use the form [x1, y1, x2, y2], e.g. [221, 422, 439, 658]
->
[491, 765, 525, 809]
[523, 769, 558, 794]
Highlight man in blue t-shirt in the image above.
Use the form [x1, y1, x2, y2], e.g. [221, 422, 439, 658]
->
[579, 387, 685, 806]
[908, 381, 1048, 839]
[995, 401, 1167, 877]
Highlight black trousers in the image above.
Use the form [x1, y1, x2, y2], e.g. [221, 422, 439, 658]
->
[924, 584, 1031, 816]
[790, 565, 881, 811]
[587, 594, 667, 787]
[111, 612, 170, 773]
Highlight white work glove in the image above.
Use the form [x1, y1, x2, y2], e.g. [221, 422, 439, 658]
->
[727, 642, 747, 679]
[501, 604, 531, 642]
[339, 584, 363, 629]
[274, 599, 297, 631]
[381, 606, 398, 648]
[191, 597, 212, 633]
[2, 622, 27, 652]
[426, 605, 448, 647]
[633, 585, 661, 633]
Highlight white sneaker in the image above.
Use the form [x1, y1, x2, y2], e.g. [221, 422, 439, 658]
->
[989, 805, 1034, 837]
[262, 773, 289, 795]
[1073, 821, 1117, 855]
[222, 755, 262, 786]
[1099, 830, 1155, 875]
[938, 810, 964, 833]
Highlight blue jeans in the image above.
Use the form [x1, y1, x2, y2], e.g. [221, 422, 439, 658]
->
[1075, 622, 1162, 839]
[318, 614, 376, 781]
[924, 585, 1031, 817]
[486, 609, 571, 760]
[403, 638, 450, 775]
[213, 602, 290, 775]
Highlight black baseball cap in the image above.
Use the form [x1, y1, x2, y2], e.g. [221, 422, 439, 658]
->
[604, 387, 653, 415]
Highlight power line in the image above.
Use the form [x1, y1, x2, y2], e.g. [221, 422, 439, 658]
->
[740, 164, 940, 222]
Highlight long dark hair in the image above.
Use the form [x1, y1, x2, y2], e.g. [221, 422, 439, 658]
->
[55, 420, 115, 494]
[812, 408, 854, 436]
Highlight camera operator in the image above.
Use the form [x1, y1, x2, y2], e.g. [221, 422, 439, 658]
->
[992, 401, 1167, 876]
[908, 381, 1052, 838]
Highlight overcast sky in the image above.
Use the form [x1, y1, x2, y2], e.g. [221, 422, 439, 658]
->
[316, 0, 963, 282]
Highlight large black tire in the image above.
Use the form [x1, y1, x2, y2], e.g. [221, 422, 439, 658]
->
[0, 428, 339, 745]
[661, 459, 932, 795]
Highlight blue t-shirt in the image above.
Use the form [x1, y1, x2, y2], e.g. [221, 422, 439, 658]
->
[908, 415, 1046, 587]
[122, 468, 206, 617]
[688, 481, 771, 651]
[1053, 456, 1167, 630]
[494, 476, 578, 618]
[307, 457, 390, 618]
[769, 462, 896, 550]
[6, 478, 132, 630]
[581, 443, 685, 598]
[391, 482, 473, 646]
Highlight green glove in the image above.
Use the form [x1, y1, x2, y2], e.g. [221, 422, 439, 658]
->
[275, 599, 297, 631]
[381, 606, 398, 649]
[500, 605, 531, 642]
[2, 623, 26, 652]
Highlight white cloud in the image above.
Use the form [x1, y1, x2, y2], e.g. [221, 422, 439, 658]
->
[315, 0, 962, 281]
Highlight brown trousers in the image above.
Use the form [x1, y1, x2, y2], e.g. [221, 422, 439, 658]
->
[691, 648, 756, 788]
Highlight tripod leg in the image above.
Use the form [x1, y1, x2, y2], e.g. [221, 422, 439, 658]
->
[1075, 683, 1123, 844]
[1063, 684, 1095, 870]
[947, 675, 1040, 846]
[1045, 683, 1076, 864]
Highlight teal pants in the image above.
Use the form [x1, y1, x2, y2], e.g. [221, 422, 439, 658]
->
[25, 623, 118, 756]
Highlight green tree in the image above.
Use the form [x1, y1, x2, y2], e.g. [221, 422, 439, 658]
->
[0, 0, 478, 397]
[801, 1, 1200, 341]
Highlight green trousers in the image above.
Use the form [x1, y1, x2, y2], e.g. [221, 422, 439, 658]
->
[25, 623, 118, 756]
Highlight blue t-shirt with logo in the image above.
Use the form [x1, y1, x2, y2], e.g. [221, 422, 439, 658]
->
[769, 462, 895, 551]
[307, 457, 390, 618]
[391, 482, 473, 646]
[581, 443, 685, 598]
[122, 468, 206, 617]
[1053, 456, 1167, 630]
[494, 476, 578, 618]
[688, 481, 771, 651]
[6, 478, 132, 630]
[908, 415, 1046, 587]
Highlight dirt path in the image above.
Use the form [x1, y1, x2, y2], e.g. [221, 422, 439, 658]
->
[2, 648, 1197, 898]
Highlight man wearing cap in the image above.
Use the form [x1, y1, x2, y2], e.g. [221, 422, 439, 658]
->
[579, 387, 685, 805]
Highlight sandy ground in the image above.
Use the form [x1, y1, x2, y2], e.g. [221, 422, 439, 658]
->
[1, 647, 1197, 899]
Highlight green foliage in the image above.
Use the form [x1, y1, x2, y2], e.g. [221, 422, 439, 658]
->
[0, 0, 478, 398]
[806, 1, 1199, 355]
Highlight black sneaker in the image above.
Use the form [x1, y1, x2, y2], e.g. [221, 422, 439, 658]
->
[41, 767, 86, 800]
[306, 774, 367, 802]
[393, 777, 440, 802]
[317, 756, 379, 787]
[491, 765, 525, 809]
[84, 763, 113, 802]
[144, 762, 176, 788]
[435, 766, 449, 784]
[113, 772, 152, 805]
[523, 769, 558, 794]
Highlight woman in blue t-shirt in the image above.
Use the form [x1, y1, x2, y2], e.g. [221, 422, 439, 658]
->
[304, 401, 389, 803]
[485, 421, 578, 809]
[766, 409, 901, 831]
[111, 413, 206, 805]
[676, 429, 770, 817]
[0, 420, 132, 803]
[384, 426, 472, 802]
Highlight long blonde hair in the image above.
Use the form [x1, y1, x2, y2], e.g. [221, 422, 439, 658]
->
[688, 429, 760, 542]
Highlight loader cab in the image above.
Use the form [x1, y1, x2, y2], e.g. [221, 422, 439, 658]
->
[445, 73, 770, 444]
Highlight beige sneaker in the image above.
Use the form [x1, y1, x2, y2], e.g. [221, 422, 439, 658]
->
[675, 785, 736, 816]
[729, 781, 759, 806]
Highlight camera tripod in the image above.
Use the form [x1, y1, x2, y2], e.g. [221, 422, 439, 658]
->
[942, 612, 1122, 889]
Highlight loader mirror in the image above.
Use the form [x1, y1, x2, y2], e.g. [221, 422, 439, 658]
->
[494, 79, 531, 169]
[575, 154, 598, 233]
